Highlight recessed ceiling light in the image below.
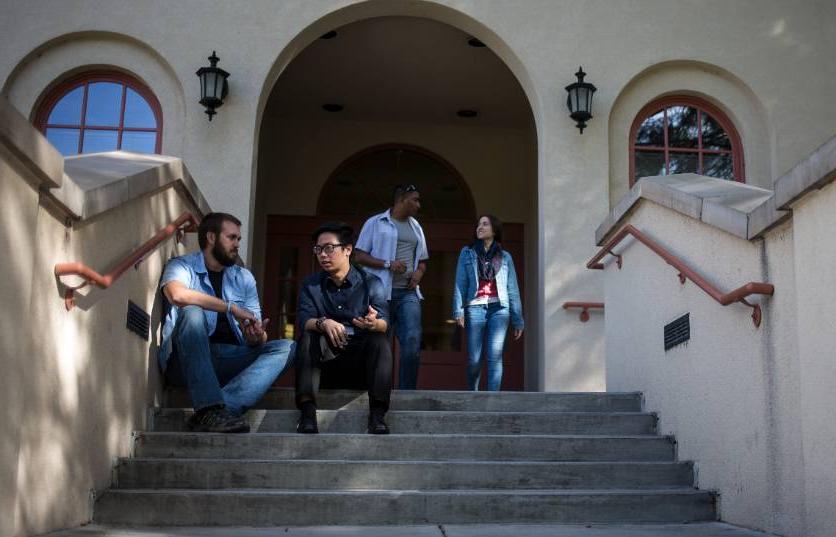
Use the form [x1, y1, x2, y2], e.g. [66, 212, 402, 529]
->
[320, 31, 338, 40]
[467, 37, 486, 48]
[457, 110, 478, 118]
[322, 104, 344, 112]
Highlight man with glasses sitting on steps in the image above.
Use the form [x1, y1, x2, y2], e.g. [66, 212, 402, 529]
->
[295, 221, 393, 434]
[159, 212, 295, 433]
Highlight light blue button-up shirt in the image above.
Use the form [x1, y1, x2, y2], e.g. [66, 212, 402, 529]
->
[356, 209, 429, 300]
[158, 251, 261, 370]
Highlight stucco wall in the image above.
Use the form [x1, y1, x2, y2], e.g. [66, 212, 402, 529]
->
[787, 181, 836, 537]
[1, 0, 835, 390]
[0, 149, 42, 537]
[0, 147, 197, 536]
[603, 200, 811, 535]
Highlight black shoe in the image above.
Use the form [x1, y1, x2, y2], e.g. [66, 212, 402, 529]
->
[367, 409, 390, 435]
[296, 413, 319, 434]
[187, 405, 250, 433]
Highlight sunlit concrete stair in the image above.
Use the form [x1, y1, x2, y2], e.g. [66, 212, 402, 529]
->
[93, 389, 717, 526]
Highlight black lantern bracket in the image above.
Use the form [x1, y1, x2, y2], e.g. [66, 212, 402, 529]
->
[196, 51, 230, 121]
[565, 66, 597, 134]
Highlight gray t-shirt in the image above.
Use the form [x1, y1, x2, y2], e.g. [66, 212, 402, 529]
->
[392, 218, 418, 289]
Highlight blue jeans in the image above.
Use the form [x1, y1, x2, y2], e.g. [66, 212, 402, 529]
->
[164, 305, 295, 415]
[465, 302, 510, 391]
[389, 288, 422, 389]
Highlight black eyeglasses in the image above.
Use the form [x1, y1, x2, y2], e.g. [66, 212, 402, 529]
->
[313, 243, 345, 255]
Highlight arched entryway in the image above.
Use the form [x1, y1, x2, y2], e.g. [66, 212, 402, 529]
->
[252, 12, 538, 390]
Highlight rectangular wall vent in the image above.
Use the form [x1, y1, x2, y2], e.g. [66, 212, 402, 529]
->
[664, 313, 690, 351]
[127, 300, 150, 341]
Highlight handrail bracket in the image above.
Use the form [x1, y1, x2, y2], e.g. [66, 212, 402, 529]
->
[55, 212, 200, 311]
[587, 224, 773, 329]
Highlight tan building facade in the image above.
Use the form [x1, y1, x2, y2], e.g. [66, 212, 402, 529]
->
[1, 1, 835, 536]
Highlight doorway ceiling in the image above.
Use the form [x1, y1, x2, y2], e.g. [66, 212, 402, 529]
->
[265, 16, 533, 129]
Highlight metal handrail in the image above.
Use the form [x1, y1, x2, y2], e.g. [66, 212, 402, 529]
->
[54, 211, 199, 310]
[562, 301, 604, 322]
[587, 224, 774, 327]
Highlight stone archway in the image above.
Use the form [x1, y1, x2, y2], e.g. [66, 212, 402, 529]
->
[252, 5, 540, 389]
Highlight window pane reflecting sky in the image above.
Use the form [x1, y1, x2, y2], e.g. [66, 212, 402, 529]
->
[85, 82, 122, 127]
[46, 128, 80, 156]
[47, 87, 83, 125]
[124, 88, 156, 128]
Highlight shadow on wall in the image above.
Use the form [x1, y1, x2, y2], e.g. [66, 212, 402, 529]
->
[12, 186, 193, 534]
[541, 168, 608, 391]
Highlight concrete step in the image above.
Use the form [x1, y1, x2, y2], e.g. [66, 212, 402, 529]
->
[115, 459, 694, 490]
[133, 432, 677, 462]
[164, 388, 643, 412]
[94, 488, 717, 525]
[150, 409, 657, 435]
[36, 522, 786, 537]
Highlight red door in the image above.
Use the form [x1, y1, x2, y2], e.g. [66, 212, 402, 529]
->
[262, 215, 524, 390]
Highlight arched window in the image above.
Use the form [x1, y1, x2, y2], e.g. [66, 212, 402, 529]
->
[630, 96, 744, 185]
[34, 71, 162, 156]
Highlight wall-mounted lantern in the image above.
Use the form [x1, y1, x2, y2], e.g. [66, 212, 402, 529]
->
[565, 66, 596, 134]
[196, 51, 230, 121]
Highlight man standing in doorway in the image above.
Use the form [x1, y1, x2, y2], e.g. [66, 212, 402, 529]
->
[355, 184, 429, 389]
[159, 212, 294, 433]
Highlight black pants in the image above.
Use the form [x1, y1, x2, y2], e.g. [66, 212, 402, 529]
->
[295, 331, 393, 411]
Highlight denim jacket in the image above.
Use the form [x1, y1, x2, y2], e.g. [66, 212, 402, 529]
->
[452, 246, 524, 329]
[158, 251, 262, 370]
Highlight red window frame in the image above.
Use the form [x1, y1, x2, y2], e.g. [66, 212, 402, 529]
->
[34, 70, 163, 155]
[629, 96, 744, 186]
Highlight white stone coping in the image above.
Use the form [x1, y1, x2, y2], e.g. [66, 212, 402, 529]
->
[53, 151, 212, 219]
[0, 93, 63, 188]
[595, 174, 785, 245]
[1, 94, 210, 221]
[773, 134, 836, 210]
[598, 134, 836, 245]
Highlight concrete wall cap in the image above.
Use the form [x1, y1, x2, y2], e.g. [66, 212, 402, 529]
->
[51, 151, 212, 220]
[0, 94, 63, 189]
[596, 174, 779, 245]
[773, 134, 836, 210]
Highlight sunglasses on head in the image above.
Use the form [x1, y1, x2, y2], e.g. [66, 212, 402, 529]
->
[395, 184, 418, 194]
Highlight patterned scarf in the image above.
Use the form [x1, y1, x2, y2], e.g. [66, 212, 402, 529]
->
[473, 240, 503, 281]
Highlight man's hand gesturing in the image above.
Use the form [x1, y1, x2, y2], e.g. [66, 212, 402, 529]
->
[352, 305, 379, 332]
[230, 303, 267, 346]
[242, 318, 269, 346]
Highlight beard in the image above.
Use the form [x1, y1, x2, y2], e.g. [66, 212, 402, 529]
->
[212, 242, 238, 267]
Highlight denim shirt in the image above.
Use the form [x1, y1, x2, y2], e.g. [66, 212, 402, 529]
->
[356, 209, 429, 300]
[452, 246, 524, 329]
[158, 251, 261, 370]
